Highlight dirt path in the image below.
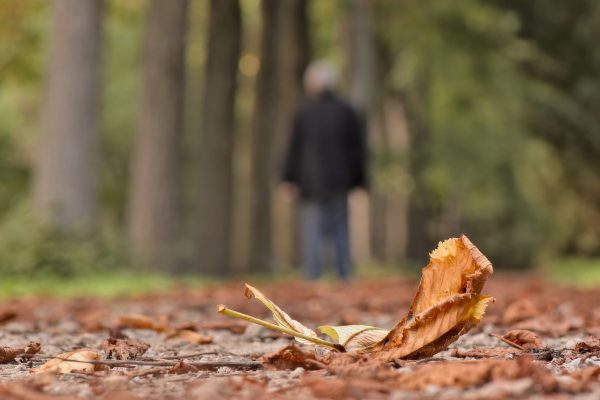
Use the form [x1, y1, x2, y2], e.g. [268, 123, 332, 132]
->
[1, 276, 599, 399]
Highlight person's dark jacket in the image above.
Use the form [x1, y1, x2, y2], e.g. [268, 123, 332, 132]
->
[282, 91, 367, 200]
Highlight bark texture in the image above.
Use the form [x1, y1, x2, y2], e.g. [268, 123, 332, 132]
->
[195, 0, 241, 275]
[127, 0, 189, 268]
[272, 0, 310, 268]
[248, 0, 281, 272]
[33, 0, 103, 229]
[347, 0, 376, 264]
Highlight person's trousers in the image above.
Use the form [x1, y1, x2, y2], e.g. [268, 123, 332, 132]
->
[299, 196, 352, 280]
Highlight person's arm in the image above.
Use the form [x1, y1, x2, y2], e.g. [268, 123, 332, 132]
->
[347, 108, 368, 189]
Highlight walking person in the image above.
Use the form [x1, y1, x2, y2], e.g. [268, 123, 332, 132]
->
[281, 62, 367, 280]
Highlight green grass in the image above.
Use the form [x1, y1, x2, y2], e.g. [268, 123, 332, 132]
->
[0, 271, 212, 298]
[543, 257, 600, 287]
[1, 257, 598, 298]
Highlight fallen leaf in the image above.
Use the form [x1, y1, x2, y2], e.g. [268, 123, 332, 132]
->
[244, 284, 321, 346]
[0, 308, 18, 324]
[118, 314, 163, 332]
[564, 366, 600, 392]
[165, 330, 213, 345]
[220, 235, 494, 360]
[0, 382, 81, 400]
[574, 336, 600, 353]
[366, 235, 493, 360]
[102, 337, 150, 360]
[260, 344, 325, 370]
[0, 342, 41, 363]
[503, 299, 539, 324]
[318, 325, 389, 351]
[502, 329, 544, 350]
[512, 316, 573, 336]
[32, 349, 101, 374]
[195, 321, 248, 334]
[394, 356, 555, 392]
[108, 326, 129, 339]
[302, 376, 390, 399]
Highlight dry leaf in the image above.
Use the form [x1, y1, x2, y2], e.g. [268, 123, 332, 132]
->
[0, 308, 18, 324]
[0, 342, 41, 363]
[220, 235, 493, 360]
[302, 376, 391, 399]
[260, 344, 325, 370]
[195, 321, 248, 334]
[102, 337, 150, 360]
[502, 329, 544, 350]
[118, 314, 163, 332]
[394, 359, 515, 390]
[165, 330, 213, 345]
[574, 337, 600, 353]
[33, 349, 100, 374]
[366, 235, 493, 360]
[0, 382, 82, 400]
[319, 325, 389, 351]
[244, 284, 320, 345]
[503, 299, 539, 324]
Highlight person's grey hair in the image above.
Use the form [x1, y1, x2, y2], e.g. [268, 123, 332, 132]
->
[304, 61, 339, 94]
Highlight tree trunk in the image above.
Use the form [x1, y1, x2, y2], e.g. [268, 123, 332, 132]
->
[348, 0, 376, 111]
[347, 0, 376, 265]
[371, 98, 411, 263]
[127, 0, 188, 268]
[272, 0, 310, 269]
[195, 0, 241, 275]
[404, 73, 435, 264]
[248, 0, 281, 272]
[33, 0, 103, 229]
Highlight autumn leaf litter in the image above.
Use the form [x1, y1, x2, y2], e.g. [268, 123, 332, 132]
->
[0, 236, 599, 399]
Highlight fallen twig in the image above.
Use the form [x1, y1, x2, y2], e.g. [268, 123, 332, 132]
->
[33, 356, 262, 370]
[159, 350, 240, 359]
[490, 333, 526, 351]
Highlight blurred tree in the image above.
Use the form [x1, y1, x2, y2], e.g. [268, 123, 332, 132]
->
[248, 0, 281, 272]
[33, 0, 103, 229]
[346, 0, 376, 265]
[375, 0, 545, 266]
[272, 0, 310, 268]
[348, 0, 376, 111]
[498, 0, 600, 255]
[127, 0, 188, 268]
[195, 0, 241, 275]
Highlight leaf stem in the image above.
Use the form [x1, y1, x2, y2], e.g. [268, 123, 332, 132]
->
[490, 333, 526, 351]
[217, 305, 342, 351]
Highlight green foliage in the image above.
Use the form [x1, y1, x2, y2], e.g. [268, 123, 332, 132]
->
[0, 203, 128, 278]
[543, 257, 600, 287]
[372, 0, 600, 266]
[0, 0, 598, 278]
[101, 0, 146, 220]
[0, 271, 204, 298]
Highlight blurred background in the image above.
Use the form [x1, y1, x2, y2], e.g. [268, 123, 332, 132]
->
[0, 0, 599, 291]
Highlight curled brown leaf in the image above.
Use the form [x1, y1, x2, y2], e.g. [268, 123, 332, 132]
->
[33, 349, 101, 374]
[0, 342, 41, 363]
[260, 344, 326, 370]
[102, 337, 150, 360]
[502, 329, 544, 350]
[165, 330, 213, 345]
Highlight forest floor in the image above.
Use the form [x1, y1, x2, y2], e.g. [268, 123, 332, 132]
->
[0, 275, 599, 399]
